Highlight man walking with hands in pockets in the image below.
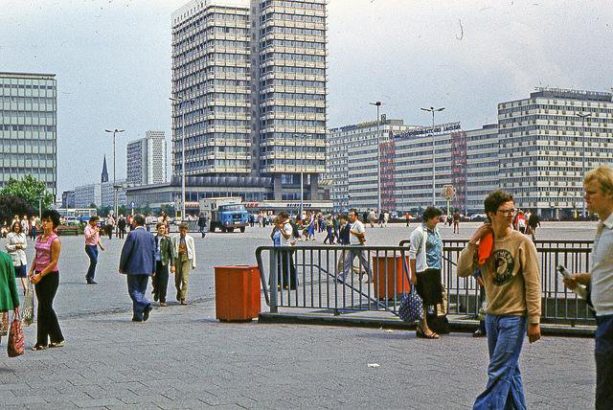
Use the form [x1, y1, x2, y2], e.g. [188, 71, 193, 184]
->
[457, 190, 541, 410]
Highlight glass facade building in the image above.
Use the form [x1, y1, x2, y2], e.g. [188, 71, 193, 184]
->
[0, 72, 57, 195]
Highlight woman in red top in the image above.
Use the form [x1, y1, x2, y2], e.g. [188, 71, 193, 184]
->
[29, 209, 64, 351]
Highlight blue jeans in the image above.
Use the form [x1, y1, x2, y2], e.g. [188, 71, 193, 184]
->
[127, 275, 150, 320]
[85, 245, 98, 281]
[474, 315, 527, 410]
[595, 314, 613, 410]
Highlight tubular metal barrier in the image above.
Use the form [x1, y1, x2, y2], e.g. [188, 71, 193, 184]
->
[256, 239, 595, 324]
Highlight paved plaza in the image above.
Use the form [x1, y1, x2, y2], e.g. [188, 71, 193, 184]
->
[0, 222, 600, 408]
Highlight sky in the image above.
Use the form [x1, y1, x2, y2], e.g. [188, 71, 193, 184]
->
[1, 0, 612, 195]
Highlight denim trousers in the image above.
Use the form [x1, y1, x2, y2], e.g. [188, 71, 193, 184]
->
[85, 245, 98, 281]
[127, 275, 150, 320]
[473, 315, 527, 410]
[595, 314, 613, 410]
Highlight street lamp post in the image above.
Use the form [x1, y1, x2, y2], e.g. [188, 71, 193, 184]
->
[576, 112, 591, 219]
[104, 128, 125, 220]
[369, 101, 382, 214]
[169, 96, 192, 222]
[420, 106, 445, 207]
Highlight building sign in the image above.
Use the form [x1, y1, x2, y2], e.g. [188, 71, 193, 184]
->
[242, 201, 334, 210]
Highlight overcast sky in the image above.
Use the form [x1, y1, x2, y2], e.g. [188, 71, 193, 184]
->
[1, 0, 611, 194]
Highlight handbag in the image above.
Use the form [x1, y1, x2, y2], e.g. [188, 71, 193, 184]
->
[22, 282, 34, 327]
[398, 254, 423, 323]
[7, 316, 25, 357]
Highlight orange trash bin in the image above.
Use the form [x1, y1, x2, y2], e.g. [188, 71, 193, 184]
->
[215, 265, 261, 322]
[371, 256, 411, 300]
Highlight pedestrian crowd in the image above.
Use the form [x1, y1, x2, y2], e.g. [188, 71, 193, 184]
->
[0, 165, 611, 409]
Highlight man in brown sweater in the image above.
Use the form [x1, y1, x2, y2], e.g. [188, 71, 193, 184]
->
[457, 190, 541, 410]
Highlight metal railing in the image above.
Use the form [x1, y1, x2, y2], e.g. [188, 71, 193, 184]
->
[255, 239, 595, 324]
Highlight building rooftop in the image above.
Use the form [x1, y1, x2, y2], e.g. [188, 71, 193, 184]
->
[530, 87, 612, 103]
[0, 72, 56, 79]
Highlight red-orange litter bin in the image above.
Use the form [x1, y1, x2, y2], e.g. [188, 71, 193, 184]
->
[215, 265, 261, 322]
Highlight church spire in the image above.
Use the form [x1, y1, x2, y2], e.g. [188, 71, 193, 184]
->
[101, 155, 109, 183]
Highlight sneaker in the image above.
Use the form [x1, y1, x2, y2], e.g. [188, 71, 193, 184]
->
[49, 340, 65, 348]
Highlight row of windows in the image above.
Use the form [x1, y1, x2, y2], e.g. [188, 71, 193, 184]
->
[261, 79, 325, 88]
[262, 1, 325, 11]
[499, 103, 612, 116]
[262, 26, 325, 37]
[0, 125, 56, 132]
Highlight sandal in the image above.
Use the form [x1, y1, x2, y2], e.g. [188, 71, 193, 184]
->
[32, 344, 48, 351]
[416, 326, 440, 339]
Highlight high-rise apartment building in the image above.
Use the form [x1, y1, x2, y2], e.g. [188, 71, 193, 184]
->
[251, 0, 328, 199]
[498, 88, 613, 219]
[171, 0, 252, 178]
[126, 131, 168, 186]
[171, 0, 327, 200]
[0, 72, 57, 195]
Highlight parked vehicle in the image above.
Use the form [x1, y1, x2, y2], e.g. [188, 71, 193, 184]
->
[199, 197, 249, 233]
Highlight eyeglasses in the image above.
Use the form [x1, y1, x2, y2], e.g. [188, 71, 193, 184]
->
[497, 208, 517, 215]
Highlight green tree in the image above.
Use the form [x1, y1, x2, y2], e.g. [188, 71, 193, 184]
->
[0, 195, 34, 225]
[0, 175, 54, 211]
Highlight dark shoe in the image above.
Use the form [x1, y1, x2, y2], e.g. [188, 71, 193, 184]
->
[153, 294, 159, 302]
[49, 340, 65, 348]
[86, 280, 97, 285]
[143, 305, 152, 321]
[176, 292, 181, 302]
[473, 329, 486, 338]
[132, 316, 143, 322]
[32, 344, 48, 351]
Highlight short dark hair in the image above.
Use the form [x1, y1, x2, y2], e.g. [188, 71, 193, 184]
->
[484, 190, 514, 214]
[89, 216, 99, 223]
[348, 208, 358, 216]
[42, 209, 61, 228]
[338, 214, 347, 221]
[133, 214, 145, 226]
[422, 207, 442, 221]
[278, 211, 289, 220]
[179, 222, 189, 230]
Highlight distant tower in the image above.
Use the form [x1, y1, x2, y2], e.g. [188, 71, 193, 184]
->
[101, 155, 109, 183]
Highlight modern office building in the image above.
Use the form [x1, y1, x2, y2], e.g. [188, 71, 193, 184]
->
[171, 0, 327, 201]
[327, 119, 411, 211]
[393, 123, 462, 212]
[464, 124, 500, 213]
[0, 72, 57, 195]
[498, 87, 613, 219]
[127, 131, 168, 186]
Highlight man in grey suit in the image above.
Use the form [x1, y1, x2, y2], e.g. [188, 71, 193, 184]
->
[119, 214, 155, 322]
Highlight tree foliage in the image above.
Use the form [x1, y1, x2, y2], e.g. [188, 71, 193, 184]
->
[0, 195, 34, 225]
[0, 175, 54, 211]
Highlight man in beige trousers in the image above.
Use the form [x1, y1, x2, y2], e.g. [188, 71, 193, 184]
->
[172, 223, 196, 305]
